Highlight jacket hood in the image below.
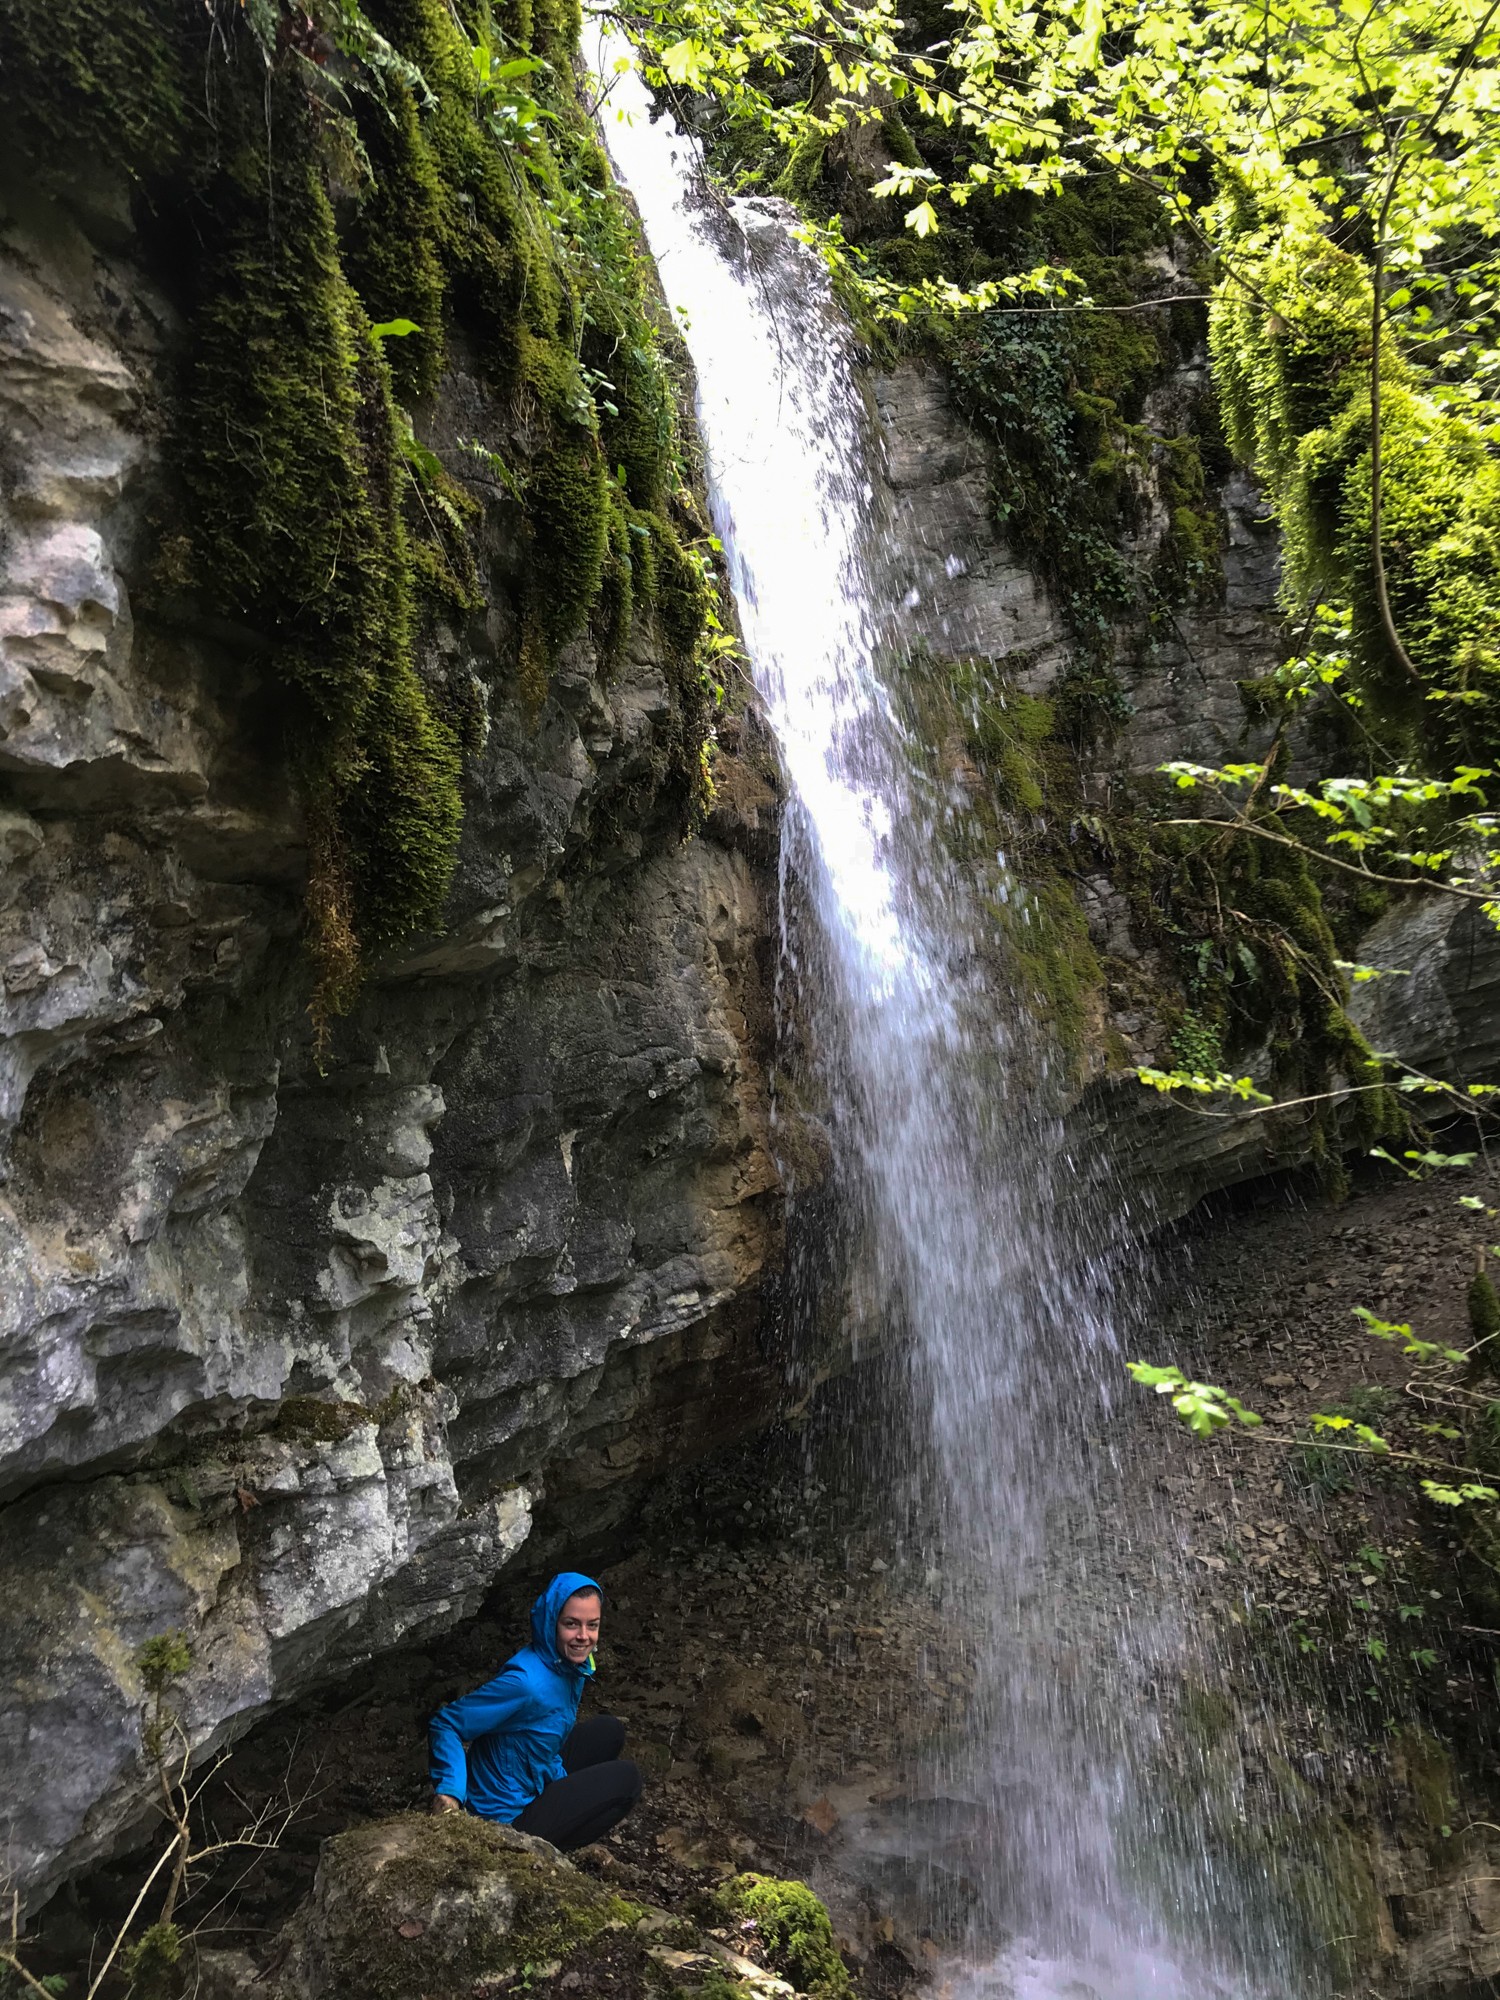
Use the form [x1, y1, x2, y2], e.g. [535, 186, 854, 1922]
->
[530, 1570, 603, 1676]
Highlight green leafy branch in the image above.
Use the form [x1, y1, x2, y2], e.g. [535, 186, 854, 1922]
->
[1157, 758, 1500, 924]
[1127, 1362, 1264, 1436]
[1132, 1281, 1500, 1507]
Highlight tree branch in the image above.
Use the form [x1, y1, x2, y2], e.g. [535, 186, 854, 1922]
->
[1160, 813, 1498, 904]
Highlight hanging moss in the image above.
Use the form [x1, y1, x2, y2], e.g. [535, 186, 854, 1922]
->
[1210, 204, 1500, 767]
[181, 120, 464, 1012]
[342, 81, 449, 400]
[0, 0, 193, 186]
[931, 176, 1225, 658]
[598, 504, 638, 671]
[529, 443, 612, 649]
[7, 0, 716, 1028]
[956, 670, 1056, 814]
[774, 133, 831, 203]
[359, 0, 708, 717]
[647, 514, 709, 661]
[362, 0, 570, 395]
[1315, 391, 1500, 760]
[530, 0, 583, 62]
[1154, 432, 1226, 606]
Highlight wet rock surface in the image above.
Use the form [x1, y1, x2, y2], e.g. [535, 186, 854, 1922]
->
[866, 359, 1500, 1236]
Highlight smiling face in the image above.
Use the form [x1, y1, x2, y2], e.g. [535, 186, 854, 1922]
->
[556, 1589, 602, 1666]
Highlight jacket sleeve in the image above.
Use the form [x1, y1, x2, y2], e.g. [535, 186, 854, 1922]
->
[428, 1668, 532, 1804]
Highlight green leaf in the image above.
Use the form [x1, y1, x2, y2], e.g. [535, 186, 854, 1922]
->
[659, 36, 710, 85]
[1127, 1362, 1262, 1435]
[371, 319, 422, 340]
[1421, 1479, 1499, 1507]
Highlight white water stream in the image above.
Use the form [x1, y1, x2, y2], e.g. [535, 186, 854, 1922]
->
[591, 42, 1314, 1998]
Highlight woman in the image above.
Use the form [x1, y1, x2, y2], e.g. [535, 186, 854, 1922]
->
[428, 1570, 643, 1851]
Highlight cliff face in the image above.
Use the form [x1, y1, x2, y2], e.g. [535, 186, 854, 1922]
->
[870, 356, 1500, 1225]
[0, 151, 783, 1905]
[5, 31, 1498, 1934]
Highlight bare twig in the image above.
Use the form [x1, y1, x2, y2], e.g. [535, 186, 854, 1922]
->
[3, 1891, 64, 2000]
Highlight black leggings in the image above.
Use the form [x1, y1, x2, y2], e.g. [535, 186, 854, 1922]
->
[513, 1715, 643, 1852]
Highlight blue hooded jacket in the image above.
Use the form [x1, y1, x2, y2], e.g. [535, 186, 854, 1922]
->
[428, 1572, 601, 1823]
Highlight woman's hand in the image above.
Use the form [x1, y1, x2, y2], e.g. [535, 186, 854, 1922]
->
[432, 1794, 462, 1815]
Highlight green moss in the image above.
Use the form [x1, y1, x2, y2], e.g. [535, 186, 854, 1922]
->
[1178, 1682, 1236, 1746]
[342, 82, 449, 400]
[710, 1876, 851, 2000]
[674, 1974, 755, 2000]
[11, 0, 716, 1019]
[1320, 389, 1500, 761]
[1154, 433, 1225, 606]
[879, 111, 924, 170]
[896, 654, 1106, 1069]
[274, 1396, 373, 1445]
[0, 0, 192, 187]
[1397, 1727, 1457, 1834]
[961, 674, 1056, 814]
[1210, 203, 1500, 767]
[774, 133, 830, 202]
[120, 1919, 182, 2000]
[1111, 784, 1406, 1151]
[1000, 874, 1104, 1058]
[506, 1879, 644, 1966]
[181, 126, 463, 1012]
[599, 504, 638, 672]
[364, 0, 568, 391]
[308, 1817, 641, 1998]
[531, 0, 583, 62]
[847, 168, 1221, 654]
[947, 311, 1136, 652]
[529, 443, 611, 650]
[647, 515, 709, 661]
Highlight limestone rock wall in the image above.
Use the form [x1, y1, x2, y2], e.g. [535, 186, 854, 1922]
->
[0, 168, 784, 1905]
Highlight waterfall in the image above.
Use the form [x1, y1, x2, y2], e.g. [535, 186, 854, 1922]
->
[591, 42, 1314, 1999]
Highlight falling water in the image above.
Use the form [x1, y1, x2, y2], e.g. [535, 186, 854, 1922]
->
[591, 42, 1318, 1999]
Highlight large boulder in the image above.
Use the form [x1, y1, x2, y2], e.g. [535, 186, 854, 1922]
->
[235, 1816, 829, 2000]
[270, 1816, 638, 2000]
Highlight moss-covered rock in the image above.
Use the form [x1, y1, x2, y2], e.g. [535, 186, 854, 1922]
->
[1, 0, 716, 1024]
[180, 113, 463, 1015]
[273, 1815, 644, 1999]
[1210, 199, 1500, 769]
[0, 0, 194, 186]
[708, 1875, 851, 2000]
